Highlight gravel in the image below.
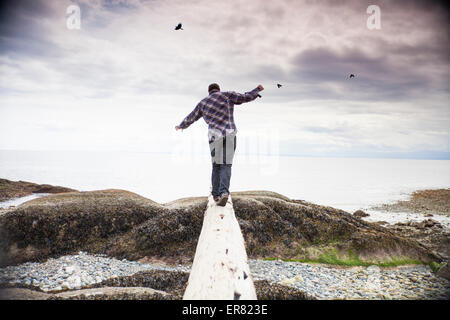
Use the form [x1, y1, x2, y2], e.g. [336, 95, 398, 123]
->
[0, 252, 448, 300]
[248, 259, 449, 300]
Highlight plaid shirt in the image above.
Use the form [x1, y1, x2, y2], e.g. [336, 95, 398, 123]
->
[178, 87, 262, 141]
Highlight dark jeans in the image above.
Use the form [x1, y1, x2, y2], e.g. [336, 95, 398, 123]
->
[209, 134, 236, 197]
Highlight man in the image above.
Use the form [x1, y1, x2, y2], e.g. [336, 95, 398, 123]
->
[175, 83, 264, 206]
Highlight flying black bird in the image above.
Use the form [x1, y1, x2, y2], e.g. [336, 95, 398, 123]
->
[277, 83, 282, 88]
[349, 74, 355, 78]
[175, 23, 183, 30]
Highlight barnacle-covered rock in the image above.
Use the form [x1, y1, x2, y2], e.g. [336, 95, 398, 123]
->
[0, 189, 441, 267]
[0, 178, 76, 201]
[254, 280, 316, 300]
[0, 189, 166, 266]
[0, 270, 316, 300]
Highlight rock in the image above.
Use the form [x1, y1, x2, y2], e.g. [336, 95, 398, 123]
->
[0, 281, 316, 300]
[254, 280, 316, 300]
[436, 262, 450, 280]
[353, 210, 370, 218]
[0, 189, 164, 266]
[280, 277, 296, 286]
[64, 266, 76, 274]
[52, 286, 171, 300]
[0, 288, 52, 300]
[67, 275, 82, 289]
[411, 219, 442, 230]
[0, 286, 172, 300]
[388, 221, 449, 260]
[295, 275, 304, 283]
[0, 178, 76, 202]
[0, 189, 442, 267]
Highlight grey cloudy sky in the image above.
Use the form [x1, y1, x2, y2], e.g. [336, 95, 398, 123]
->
[0, 0, 449, 159]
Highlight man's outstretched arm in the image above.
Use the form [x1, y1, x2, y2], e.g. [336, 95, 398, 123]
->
[175, 103, 202, 131]
[228, 84, 264, 105]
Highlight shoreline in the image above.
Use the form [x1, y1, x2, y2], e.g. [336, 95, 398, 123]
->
[0, 178, 76, 206]
[370, 189, 450, 216]
[0, 180, 448, 300]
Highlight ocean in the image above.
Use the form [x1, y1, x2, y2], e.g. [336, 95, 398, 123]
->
[0, 150, 449, 215]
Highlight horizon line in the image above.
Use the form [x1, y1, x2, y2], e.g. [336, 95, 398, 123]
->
[0, 149, 449, 161]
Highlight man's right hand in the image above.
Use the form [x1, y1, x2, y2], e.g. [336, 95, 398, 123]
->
[257, 84, 264, 91]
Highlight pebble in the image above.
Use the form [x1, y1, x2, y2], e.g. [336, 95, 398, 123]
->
[0, 252, 448, 299]
[247, 260, 449, 300]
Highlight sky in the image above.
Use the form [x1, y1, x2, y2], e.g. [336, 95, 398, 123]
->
[0, 0, 449, 159]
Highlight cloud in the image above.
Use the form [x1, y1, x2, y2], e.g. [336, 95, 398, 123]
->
[288, 46, 433, 101]
[0, 0, 449, 158]
[0, 0, 63, 58]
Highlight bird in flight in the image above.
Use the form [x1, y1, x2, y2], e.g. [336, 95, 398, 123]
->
[277, 83, 282, 88]
[349, 74, 355, 78]
[175, 23, 183, 30]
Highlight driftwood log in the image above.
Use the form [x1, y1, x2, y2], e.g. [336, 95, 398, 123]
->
[183, 195, 256, 300]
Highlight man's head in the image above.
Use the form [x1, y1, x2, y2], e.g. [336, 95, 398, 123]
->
[208, 83, 220, 93]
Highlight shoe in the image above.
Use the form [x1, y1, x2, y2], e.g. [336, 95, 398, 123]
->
[217, 193, 229, 207]
[213, 196, 220, 202]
